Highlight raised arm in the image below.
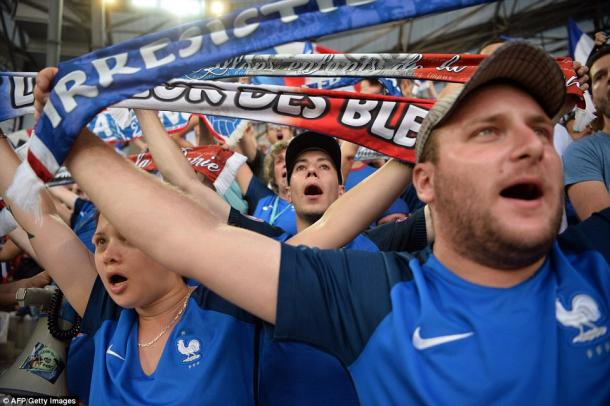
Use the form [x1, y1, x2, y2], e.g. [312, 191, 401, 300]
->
[237, 123, 259, 164]
[51, 195, 74, 225]
[567, 181, 610, 221]
[0, 137, 96, 316]
[8, 226, 37, 259]
[47, 185, 78, 209]
[339, 141, 359, 184]
[235, 162, 255, 196]
[65, 129, 281, 323]
[288, 159, 412, 248]
[0, 238, 23, 261]
[135, 109, 230, 221]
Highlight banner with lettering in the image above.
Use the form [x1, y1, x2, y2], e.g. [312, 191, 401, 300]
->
[1, 51, 582, 123]
[1, 76, 432, 153]
[0, 72, 36, 122]
[118, 80, 436, 161]
[129, 145, 246, 195]
[9, 0, 499, 190]
[2, 69, 583, 162]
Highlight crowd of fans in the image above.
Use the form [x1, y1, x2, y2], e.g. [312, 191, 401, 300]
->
[0, 29, 608, 405]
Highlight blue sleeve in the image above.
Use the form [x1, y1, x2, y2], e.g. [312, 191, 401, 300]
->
[563, 138, 605, 187]
[70, 198, 97, 252]
[227, 207, 286, 239]
[559, 207, 610, 265]
[81, 277, 122, 335]
[400, 184, 425, 212]
[346, 234, 380, 252]
[70, 198, 95, 229]
[245, 176, 274, 215]
[191, 285, 259, 324]
[247, 149, 265, 180]
[274, 244, 411, 365]
[366, 206, 428, 252]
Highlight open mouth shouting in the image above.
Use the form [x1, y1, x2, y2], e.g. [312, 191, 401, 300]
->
[304, 184, 323, 197]
[499, 178, 544, 208]
[500, 182, 542, 200]
[106, 272, 129, 295]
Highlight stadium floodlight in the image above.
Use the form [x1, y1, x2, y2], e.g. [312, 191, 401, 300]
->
[132, 0, 157, 8]
[210, 0, 225, 16]
[161, 0, 205, 16]
[132, 0, 205, 17]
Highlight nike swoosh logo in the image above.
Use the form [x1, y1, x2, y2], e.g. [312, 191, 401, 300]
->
[412, 327, 473, 350]
[106, 345, 125, 361]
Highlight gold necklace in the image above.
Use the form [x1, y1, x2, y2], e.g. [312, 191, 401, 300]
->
[138, 288, 193, 348]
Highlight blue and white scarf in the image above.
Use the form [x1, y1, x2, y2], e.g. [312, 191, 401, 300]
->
[4, 0, 494, 212]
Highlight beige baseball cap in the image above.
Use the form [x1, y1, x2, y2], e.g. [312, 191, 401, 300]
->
[415, 41, 566, 163]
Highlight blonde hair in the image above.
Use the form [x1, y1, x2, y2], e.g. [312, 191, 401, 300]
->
[263, 140, 289, 193]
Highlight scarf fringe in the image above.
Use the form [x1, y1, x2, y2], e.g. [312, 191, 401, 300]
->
[214, 152, 247, 196]
[5, 162, 44, 220]
[0, 208, 17, 237]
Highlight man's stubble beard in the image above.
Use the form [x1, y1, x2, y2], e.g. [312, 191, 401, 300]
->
[433, 169, 562, 270]
[594, 89, 610, 120]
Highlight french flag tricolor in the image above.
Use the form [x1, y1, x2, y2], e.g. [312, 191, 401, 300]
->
[568, 18, 595, 64]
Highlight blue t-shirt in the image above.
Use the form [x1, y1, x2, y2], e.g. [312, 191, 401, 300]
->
[365, 206, 428, 252]
[227, 208, 376, 405]
[345, 164, 377, 191]
[274, 208, 610, 404]
[245, 176, 297, 235]
[81, 278, 257, 405]
[70, 198, 98, 252]
[563, 132, 610, 191]
[346, 164, 410, 223]
[276, 231, 378, 251]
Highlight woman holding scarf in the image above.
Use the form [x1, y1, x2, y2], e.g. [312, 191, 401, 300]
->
[0, 134, 258, 404]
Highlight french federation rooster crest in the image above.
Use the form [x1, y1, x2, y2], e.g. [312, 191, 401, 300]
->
[556, 295, 608, 343]
[177, 338, 201, 363]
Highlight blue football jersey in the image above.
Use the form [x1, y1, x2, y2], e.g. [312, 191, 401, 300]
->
[70, 198, 97, 252]
[82, 278, 257, 405]
[227, 207, 373, 404]
[275, 209, 610, 404]
[253, 195, 297, 236]
[245, 176, 297, 235]
[259, 230, 376, 405]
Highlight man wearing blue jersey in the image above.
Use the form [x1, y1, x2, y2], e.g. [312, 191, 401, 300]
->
[34, 41, 607, 404]
[233, 131, 375, 405]
[272, 43, 609, 403]
[267, 131, 378, 250]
